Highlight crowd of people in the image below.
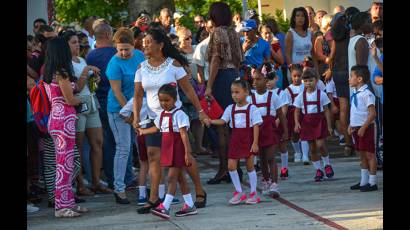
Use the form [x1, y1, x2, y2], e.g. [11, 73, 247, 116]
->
[27, 1, 383, 220]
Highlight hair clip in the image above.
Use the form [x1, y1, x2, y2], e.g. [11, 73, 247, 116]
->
[169, 82, 177, 87]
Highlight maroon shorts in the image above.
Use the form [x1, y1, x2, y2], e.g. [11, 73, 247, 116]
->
[136, 135, 148, 161]
[351, 125, 375, 153]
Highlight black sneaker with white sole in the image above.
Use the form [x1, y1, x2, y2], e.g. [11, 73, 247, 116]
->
[360, 184, 378, 192]
[175, 204, 198, 217]
[350, 183, 362, 190]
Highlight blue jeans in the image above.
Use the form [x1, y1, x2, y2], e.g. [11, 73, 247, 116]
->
[108, 112, 132, 193]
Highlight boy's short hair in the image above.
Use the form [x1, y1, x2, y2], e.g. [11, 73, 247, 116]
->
[351, 65, 370, 83]
[301, 67, 318, 80]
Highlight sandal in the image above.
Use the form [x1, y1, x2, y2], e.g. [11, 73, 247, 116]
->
[77, 187, 95, 196]
[194, 191, 207, 209]
[137, 199, 161, 214]
[73, 206, 89, 213]
[91, 185, 113, 194]
[55, 208, 81, 218]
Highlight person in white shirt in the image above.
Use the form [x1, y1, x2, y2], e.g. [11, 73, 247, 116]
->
[248, 64, 288, 197]
[206, 80, 263, 205]
[325, 79, 344, 145]
[81, 16, 97, 50]
[348, 65, 377, 192]
[293, 68, 334, 182]
[192, 20, 214, 85]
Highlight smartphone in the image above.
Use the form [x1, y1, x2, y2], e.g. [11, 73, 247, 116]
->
[75, 102, 89, 113]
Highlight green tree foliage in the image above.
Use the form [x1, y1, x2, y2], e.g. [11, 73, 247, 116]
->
[54, 0, 128, 27]
[261, 9, 290, 33]
[175, 0, 258, 33]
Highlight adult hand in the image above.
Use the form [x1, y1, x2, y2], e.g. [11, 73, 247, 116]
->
[294, 123, 301, 133]
[185, 153, 193, 167]
[323, 69, 332, 82]
[242, 39, 253, 52]
[199, 111, 210, 125]
[204, 86, 212, 98]
[250, 143, 259, 153]
[135, 17, 145, 27]
[133, 117, 141, 130]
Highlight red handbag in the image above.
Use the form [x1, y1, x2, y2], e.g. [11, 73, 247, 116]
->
[200, 96, 223, 119]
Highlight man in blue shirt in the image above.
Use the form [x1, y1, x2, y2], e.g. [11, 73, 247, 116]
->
[86, 23, 135, 189]
[240, 19, 271, 68]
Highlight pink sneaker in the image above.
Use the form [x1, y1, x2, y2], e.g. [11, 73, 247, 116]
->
[246, 191, 261, 204]
[229, 191, 247, 205]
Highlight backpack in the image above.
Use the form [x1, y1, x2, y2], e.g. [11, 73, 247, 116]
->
[29, 79, 51, 134]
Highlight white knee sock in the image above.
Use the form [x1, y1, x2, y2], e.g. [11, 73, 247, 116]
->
[248, 170, 257, 193]
[281, 152, 288, 168]
[229, 170, 242, 193]
[291, 141, 301, 154]
[139, 186, 146, 198]
[321, 156, 330, 166]
[159, 184, 165, 199]
[183, 193, 194, 208]
[301, 141, 309, 158]
[334, 129, 340, 137]
[339, 134, 344, 141]
[163, 194, 173, 210]
[368, 174, 377, 186]
[360, 169, 369, 186]
[313, 161, 322, 170]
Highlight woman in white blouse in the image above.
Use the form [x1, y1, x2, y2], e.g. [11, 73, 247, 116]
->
[133, 28, 209, 214]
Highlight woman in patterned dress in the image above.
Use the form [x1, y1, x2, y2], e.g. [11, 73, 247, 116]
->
[43, 37, 88, 218]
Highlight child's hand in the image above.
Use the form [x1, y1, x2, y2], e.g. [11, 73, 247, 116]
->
[375, 76, 383, 85]
[347, 126, 352, 135]
[250, 143, 259, 153]
[331, 105, 339, 115]
[275, 118, 280, 128]
[328, 127, 334, 137]
[358, 126, 367, 137]
[136, 128, 144, 136]
[294, 123, 301, 133]
[185, 153, 193, 167]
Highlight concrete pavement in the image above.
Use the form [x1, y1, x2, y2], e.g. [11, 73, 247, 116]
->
[27, 141, 383, 230]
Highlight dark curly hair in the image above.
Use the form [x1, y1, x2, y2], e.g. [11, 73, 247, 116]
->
[290, 7, 309, 31]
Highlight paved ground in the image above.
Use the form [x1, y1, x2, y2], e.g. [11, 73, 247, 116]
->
[27, 139, 383, 230]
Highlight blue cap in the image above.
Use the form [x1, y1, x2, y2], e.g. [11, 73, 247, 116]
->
[240, 19, 257, 32]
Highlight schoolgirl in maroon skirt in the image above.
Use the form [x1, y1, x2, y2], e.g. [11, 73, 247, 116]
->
[137, 84, 197, 219]
[293, 68, 335, 182]
[207, 80, 263, 205]
[248, 63, 288, 197]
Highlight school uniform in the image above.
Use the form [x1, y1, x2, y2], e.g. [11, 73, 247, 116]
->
[350, 85, 376, 153]
[247, 90, 285, 147]
[271, 88, 291, 139]
[325, 79, 340, 120]
[221, 103, 263, 159]
[283, 84, 304, 138]
[293, 89, 330, 141]
[154, 107, 190, 167]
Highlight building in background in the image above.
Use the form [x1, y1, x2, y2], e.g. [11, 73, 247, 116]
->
[260, 0, 381, 19]
[27, 0, 55, 35]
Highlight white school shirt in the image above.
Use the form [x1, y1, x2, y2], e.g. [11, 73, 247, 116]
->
[221, 103, 263, 128]
[325, 79, 338, 98]
[350, 84, 375, 127]
[135, 58, 186, 119]
[154, 107, 190, 132]
[246, 91, 285, 117]
[271, 88, 291, 106]
[283, 84, 304, 104]
[119, 97, 149, 125]
[192, 36, 210, 81]
[293, 90, 330, 114]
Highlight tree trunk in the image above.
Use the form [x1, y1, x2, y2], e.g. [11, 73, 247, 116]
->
[128, 0, 175, 22]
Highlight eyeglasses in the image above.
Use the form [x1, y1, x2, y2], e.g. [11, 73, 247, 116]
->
[184, 36, 192, 41]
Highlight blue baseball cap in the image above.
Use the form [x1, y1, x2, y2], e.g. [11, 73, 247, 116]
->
[240, 19, 257, 32]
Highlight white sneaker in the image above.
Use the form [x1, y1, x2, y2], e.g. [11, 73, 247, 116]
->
[302, 154, 309, 164]
[99, 179, 108, 187]
[27, 204, 39, 213]
[294, 152, 302, 162]
[268, 182, 280, 198]
[261, 179, 271, 196]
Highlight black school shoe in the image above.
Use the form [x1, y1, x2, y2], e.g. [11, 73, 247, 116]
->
[194, 191, 207, 208]
[350, 183, 362, 190]
[114, 192, 130, 204]
[360, 184, 378, 192]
